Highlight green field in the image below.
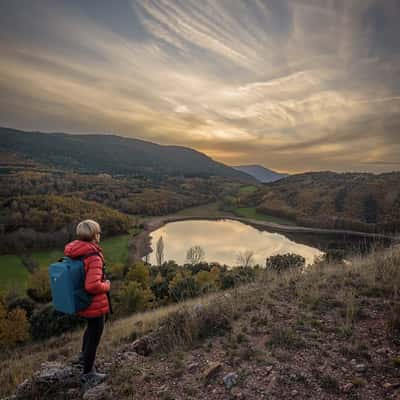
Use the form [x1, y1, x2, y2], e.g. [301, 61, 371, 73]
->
[238, 185, 259, 194]
[0, 229, 141, 294]
[232, 207, 296, 226]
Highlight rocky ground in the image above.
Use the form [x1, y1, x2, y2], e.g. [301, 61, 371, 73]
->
[5, 248, 400, 400]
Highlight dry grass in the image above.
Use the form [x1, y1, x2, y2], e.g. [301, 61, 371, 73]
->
[2, 245, 400, 398]
[0, 287, 248, 398]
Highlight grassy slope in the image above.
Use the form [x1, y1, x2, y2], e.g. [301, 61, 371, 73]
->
[2, 246, 400, 399]
[0, 230, 140, 293]
[238, 185, 259, 194]
[232, 206, 297, 226]
[169, 201, 233, 218]
[161, 200, 297, 226]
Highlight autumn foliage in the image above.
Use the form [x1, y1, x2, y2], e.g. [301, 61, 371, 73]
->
[241, 171, 400, 233]
[0, 298, 29, 347]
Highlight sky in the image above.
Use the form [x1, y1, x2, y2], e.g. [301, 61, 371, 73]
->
[0, 0, 399, 173]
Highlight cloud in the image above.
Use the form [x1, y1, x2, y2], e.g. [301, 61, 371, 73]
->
[0, 0, 399, 173]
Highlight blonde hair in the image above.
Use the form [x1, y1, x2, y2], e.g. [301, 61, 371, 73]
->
[76, 219, 101, 242]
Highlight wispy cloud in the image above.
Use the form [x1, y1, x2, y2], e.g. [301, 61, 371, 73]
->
[0, 0, 399, 172]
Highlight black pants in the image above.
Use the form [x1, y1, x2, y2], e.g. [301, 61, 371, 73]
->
[81, 315, 105, 374]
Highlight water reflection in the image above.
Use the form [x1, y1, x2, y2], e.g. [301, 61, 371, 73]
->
[148, 219, 323, 266]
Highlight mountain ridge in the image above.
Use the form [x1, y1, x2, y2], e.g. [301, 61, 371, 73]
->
[0, 127, 255, 181]
[233, 164, 288, 182]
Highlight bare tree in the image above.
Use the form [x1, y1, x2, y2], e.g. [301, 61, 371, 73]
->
[186, 245, 205, 264]
[156, 236, 165, 266]
[236, 250, 255, 267]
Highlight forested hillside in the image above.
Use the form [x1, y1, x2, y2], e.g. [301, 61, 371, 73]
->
[0, 169, 244, 253]
[240, 172, 400, 234]
[0, 127, 254, 181]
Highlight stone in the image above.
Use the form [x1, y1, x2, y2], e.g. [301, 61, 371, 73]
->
[383, 382, 400, 390]
[291, 389, 299, 396]
[193, 303, 204, 314]
[15, 362, 79, 399]
[230, 387, 245, 399]
[342, 383, 353, 393]
[36, 362, 75, 382]
[354, 364, 367, 373]
[223, 372, 238, 389]
[267, 372, 278, 391]
[83, 383, 111, 400]
[187, 362, 200, 372]
[130, 335, 156, 356]
[203, 362, 222, 381]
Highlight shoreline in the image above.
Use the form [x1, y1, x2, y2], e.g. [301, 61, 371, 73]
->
[129, 214, 399, 263]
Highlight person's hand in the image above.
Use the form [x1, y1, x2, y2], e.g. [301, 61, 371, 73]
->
[105, 279, 111, 286]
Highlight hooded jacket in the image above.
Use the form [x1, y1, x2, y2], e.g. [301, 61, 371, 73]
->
[64, 240, 110, 318]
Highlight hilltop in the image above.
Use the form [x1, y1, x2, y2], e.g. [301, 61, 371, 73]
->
[0, 127, 255, 181]
[3, 245, 400, 399]
[233, 165, 288, 183]
[240, 171, 400, 234]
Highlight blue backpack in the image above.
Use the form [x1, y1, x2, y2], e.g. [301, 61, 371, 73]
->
[48, 253, 98, 314]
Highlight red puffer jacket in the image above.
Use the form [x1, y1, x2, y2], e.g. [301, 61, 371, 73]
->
[64, 240, 110, 318]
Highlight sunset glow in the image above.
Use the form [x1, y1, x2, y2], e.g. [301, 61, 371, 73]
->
[1, 0, 399, 172]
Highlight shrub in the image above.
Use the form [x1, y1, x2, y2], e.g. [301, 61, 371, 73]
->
[169, 274, 201, 302]
[195, 270, 218, 293]
[265, 253, 305, 272]
[323, 249, 346, 263]
[108, 263, 125, 280]
[0, 300, 30, 347]
[117, 281, 154, 316]
[266, 327, 306, 350]
[143, 301, 232, 353]
[220, 272, 237, 289]
[29, 304, 84, 340]
[7, 297, 36, 319]
[27, 268, 52, 303]
[320, 374, 340, 393]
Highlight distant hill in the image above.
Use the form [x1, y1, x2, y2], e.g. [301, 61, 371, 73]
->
[241, 171, 400, 234]
[233, 164, 288, 182]
[0, 127, 255, 181]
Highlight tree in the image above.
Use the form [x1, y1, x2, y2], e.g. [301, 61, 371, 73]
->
[156, 236, 165, 266]
[126, 261, 151, 289]
[236, 250, 254, 267]
[186, 245, 205, 265]
[363, 195, 378, 224]
[151, 272, 170, 300]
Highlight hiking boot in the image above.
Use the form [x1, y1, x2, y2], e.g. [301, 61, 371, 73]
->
[80, 370, 108, 389]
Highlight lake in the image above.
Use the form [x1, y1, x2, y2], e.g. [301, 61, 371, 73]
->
[147, 219, 324, 266]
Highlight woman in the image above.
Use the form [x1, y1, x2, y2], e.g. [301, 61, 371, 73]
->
[64, 219, 110, 387]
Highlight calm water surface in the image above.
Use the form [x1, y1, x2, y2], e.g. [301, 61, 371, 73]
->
[148, 219, 324, 266]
